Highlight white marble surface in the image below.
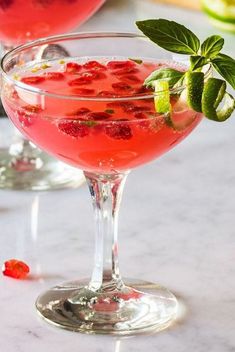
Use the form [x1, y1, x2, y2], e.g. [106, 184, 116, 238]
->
[0, 0, 235, 351]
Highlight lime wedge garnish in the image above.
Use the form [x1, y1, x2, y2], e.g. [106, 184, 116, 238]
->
[154, 80, 171, 114]
[154, 79, 198, 131]
[202, 77, 235, 121]
[185, 71, 204, 112]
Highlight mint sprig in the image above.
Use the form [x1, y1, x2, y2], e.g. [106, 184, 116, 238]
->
[136, 19, 200, 55]
[136, 19, 235, 121]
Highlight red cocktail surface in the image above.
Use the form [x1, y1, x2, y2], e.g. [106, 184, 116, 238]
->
[3, 58, 202, 173]
[0, 0, 105, 45]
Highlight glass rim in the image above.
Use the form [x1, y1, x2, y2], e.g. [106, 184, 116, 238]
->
[0, 31, 211, 102]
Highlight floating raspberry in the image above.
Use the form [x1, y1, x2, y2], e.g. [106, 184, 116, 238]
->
[17, 105, 42, 127]
[107, 60, 135, 70]
[84, 71, 106, 80]
[58, 121, 90, 137]
[44, 72, 65, 80]
[66, 107, 90, 116]
[113, 67, 139, 76]
[2, 259, 30, 279]
[112, 82, 133, 92]
[105, 121, 132, 140]
[65, 62, 82, 74]
[83, 61, 106, 71]
[18, 112, 34, 127]
[68, 76, 92, 86]
[122, 74, 141, 83]
[21, 76, 45, 84]
[71, 88, 95, 96]
[87, 112, 110, 121]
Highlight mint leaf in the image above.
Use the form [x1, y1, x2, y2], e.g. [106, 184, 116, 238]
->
[190, 56, 208, 71]
[136, 19, 200, 55]
[144, 68, 184, 88]
[201, 35, 224, 59]
[212, 53, 235, 89]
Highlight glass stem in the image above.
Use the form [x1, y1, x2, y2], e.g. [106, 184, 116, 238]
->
[84, 171, 129, 292]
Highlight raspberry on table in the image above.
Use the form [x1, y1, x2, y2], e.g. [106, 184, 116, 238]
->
[2, 259, 30, 279]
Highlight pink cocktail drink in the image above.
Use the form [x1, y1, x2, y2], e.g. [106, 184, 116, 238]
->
[1, 30, 210, 334]
[3, 58, 202, 173]
[0, 0, 105, 45]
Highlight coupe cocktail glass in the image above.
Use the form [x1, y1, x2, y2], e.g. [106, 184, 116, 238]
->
[0, 0, 105, 190]
[1, 32, 204, 334]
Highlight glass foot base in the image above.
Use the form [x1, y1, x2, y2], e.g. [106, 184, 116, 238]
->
[36, 278, 178, 335]
[0, 150, 84, 191]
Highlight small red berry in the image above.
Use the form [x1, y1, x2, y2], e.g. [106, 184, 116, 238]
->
[68, 76, 92, 86]
[21, 76, 45, 84]
[65, 62, 82, 73]
[58, 121, 90, 137]
[122, 74, 141, 83]
[2, 259, 30, 279]
[112, 82, 133, 92]
[84, 71, 106, 80]
[113, 68, 139, 76]
[83, 61, 106, 71]
[44, 72, 65, 80]
[107, 60, 135, 70]
[66, 107, 90, 116]
[17, 105, 42, 128]
[18, 112, 33, 127]
[105, 121, 132, 140]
